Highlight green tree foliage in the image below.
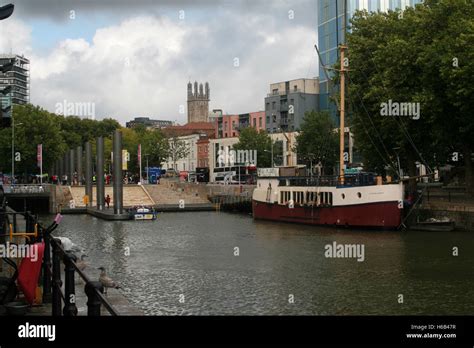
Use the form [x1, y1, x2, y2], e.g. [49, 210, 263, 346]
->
[0, 105, 66, 176]
[295, 111, 338, 175]
[142, 129, 169, 167]
[347, 0, 474, 192]
[233, 127, 274, 168]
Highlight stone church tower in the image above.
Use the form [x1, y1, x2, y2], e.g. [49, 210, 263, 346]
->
[187, 81, 210, 123]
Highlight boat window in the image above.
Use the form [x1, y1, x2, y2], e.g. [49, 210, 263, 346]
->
[357, 192, 362, 198]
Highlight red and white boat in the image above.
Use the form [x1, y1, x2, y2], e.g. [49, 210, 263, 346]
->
[252, 45, 404, 229]
[252, 175, 404, 229]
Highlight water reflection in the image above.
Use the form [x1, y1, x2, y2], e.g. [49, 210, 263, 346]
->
[52, 212, 474, 315]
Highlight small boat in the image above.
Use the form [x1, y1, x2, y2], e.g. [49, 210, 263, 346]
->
[128, 206, 157, 221]
[410, 217, 455, 232]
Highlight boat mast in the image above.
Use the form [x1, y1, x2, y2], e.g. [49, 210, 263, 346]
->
[339, 44, 347, 183]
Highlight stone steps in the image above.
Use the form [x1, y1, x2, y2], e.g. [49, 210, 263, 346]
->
[144, 184, 209, 205]
[68, 186, 154, 207]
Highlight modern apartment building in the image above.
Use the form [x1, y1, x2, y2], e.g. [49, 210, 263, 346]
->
[318, 0, 423, 117]
[215, 111, 265, 139]
[0, 54, 29, 110]
[264, 78, 319, 133]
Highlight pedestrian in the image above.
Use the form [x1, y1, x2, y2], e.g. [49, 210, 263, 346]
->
[105, 194, 111, 208]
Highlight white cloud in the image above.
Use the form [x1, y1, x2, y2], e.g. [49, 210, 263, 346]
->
[0, 19, 32, 56]
[20, 9, 317, 125]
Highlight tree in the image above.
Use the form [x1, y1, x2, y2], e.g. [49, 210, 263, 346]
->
[347, 0, 474, 192]
[417, 0, 474, 193]
[167, 136, 189, 170]
[295, 111, 338, 175]
[142, 129, 169, 167]
[233, 127, 274, 168]
[0, 104, 67, 176]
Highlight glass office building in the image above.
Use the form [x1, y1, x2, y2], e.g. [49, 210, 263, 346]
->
[317, 0, 423, 120]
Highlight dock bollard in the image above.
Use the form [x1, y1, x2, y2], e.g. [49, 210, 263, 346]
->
[63, 252, 78, 316]
[85, 281, 104, 316]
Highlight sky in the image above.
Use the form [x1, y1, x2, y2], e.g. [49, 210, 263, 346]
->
[0, 0, 318, 125]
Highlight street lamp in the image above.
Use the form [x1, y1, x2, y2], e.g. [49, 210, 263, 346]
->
[0, 4, 14, 20]
[144, 153, 149, 183]
[12, 121, 23, 183]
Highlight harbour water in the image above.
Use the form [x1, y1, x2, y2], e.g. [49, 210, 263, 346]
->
[53, 212, 474, 315]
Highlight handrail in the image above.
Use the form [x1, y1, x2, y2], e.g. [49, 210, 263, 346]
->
[49, 236, 119, 316]
[9, 223, 38, 241]
[0, 211, 120, 316]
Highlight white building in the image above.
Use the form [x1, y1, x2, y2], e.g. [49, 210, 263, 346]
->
[164, 134, 201, 172]
[208, 132, 300, 182]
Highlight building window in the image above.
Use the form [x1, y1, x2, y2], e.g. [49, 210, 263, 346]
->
[259, 117, 262, 127]
[294, 85, 297, 91]
[232, 132, 236, 137]
[272, 88, 278, 95]
[272, 101, 276, 110]
[253, 118, 256, 127]
[266, 102, 270, 110]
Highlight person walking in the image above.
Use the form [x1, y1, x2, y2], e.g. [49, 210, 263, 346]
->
[105, 194, 111, 209]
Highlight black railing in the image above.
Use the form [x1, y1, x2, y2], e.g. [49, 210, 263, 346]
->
[41, 218, 119, 316]
[0, 207, 119, 316]
[274, 174, 379, 188]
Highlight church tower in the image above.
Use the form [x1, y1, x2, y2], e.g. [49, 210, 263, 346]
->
[187, 81, 210, 123]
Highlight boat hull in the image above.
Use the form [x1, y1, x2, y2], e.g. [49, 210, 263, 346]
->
[252, 200, 402, 229]
[133, 213, 157, 220]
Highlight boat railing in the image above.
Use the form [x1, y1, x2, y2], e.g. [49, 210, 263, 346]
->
[272, 174, 379, 188]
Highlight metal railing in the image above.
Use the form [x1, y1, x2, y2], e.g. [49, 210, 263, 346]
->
[3, 184, 51, 194]
[0, 207, 119, 316]
[41, 218, 119, 316]
[271, 174, 381, 188]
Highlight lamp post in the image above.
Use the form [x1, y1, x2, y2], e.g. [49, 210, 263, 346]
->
[0, 4, 14, 20]
[145, 154, 149, 184]
[12, 120, 22, 183]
